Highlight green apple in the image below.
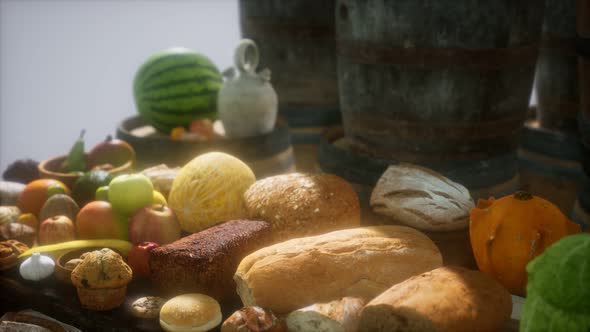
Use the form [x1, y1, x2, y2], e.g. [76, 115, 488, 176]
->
[108, 174, 154, 215]
[95, 185, 109, 201]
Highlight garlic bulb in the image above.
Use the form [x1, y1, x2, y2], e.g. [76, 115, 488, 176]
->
[19, 252, 55, 281]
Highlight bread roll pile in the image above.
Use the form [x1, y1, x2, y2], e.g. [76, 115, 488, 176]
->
[143, 171, 513, 331]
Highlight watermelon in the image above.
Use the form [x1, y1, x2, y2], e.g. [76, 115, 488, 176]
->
[133, 48, 222, 134]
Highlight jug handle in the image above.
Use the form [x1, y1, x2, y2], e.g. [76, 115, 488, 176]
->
[234, 39, 259, 74]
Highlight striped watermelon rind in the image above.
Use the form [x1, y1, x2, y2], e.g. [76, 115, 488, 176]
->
[133, 48, 222, 134]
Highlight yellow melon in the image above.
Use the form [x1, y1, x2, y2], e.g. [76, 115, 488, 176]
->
[168, 152, 256, 233]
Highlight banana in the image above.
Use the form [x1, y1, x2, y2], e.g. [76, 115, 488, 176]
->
[61, 129, 86, 173]
[18, 239, 133, 261]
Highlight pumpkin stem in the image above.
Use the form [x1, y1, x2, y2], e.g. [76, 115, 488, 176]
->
[514, 191, 533, 201]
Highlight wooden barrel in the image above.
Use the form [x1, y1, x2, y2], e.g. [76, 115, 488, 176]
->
[572, 184, 590, 231]
[239, 0, 338, 112]
[239, 0, 340, 173]
[336, 0, 544, 162]
[282, 106, 341, 173]
[116, 116, 295, 179]
[578, 0, 590, 155]
[535, 0, 579, 132]
[318, 127, 520, 269]
[518, 120, 586, 215]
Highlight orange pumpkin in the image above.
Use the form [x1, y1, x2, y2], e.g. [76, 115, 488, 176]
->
[469, 191, 581, 296]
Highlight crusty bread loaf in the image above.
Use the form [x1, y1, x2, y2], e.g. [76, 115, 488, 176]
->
[150, 219, 272, 301]
[286, 297, 366, 332]
[243, 173, 360, 242]
[359, 266, 513, 332]
[234, 226, 442, 314]
[370, 164, 474, 232]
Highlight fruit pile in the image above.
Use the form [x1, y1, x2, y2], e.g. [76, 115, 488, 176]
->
[59, 131, 136, 175]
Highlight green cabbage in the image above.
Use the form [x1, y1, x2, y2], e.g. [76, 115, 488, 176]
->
[520, 233, 590, 332]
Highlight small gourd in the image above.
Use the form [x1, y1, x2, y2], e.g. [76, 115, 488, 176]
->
[19, 252, 55, 281]
[469, 191, 581, 296]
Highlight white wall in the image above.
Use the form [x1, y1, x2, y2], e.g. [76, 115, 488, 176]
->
[0, 0, 240, 173]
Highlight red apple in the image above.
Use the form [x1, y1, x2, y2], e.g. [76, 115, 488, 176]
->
[127, 241, 159, 278]
[87, 135, 135, 169]
[76, 201, 127, 240]
[39, 215, 75, 245]
[128, 204, 181, 245]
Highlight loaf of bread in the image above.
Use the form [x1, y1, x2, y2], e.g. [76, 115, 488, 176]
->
[243, 173, 360, 242]
[234, 226, 442, 314]
[359, 266, 512, 332]
[370, 164, 474, 232]
[286, 297, 365, 332]
[150, 219, 272, 301]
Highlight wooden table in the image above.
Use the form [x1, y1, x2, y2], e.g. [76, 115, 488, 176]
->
[0, 269, 165, 331]
[0, 268, 520, 332]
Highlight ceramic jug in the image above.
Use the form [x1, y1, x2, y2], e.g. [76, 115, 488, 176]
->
[218, 39, 278, 138]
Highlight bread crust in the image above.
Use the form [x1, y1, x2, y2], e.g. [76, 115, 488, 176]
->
[234, 226, 442, 314]
[150, 219, 272, 300]
[370, 164, 474, 232]
[359, 266, 512, 332]
[244, 173, 361, 242]
[286, 297, 366, 332]
[159, 294, 221, 332]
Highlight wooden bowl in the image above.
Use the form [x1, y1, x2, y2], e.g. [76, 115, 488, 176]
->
[38, 154, 133, 189]
[54, 247, 123, 285]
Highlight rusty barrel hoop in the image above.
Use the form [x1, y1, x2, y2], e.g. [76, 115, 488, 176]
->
[518, 120, 586, 214]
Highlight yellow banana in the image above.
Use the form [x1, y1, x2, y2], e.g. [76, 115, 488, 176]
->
[18, 239, 133, 261]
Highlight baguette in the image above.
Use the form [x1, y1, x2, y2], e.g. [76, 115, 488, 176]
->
[286, 297, 365, 332]
[359, 266, 512, 332]
[234, 226, 442, 314]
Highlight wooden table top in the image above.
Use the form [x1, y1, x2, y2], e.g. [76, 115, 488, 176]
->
[0, 268, 520, 332]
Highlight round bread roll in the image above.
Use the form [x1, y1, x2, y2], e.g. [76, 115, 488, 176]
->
[159, 294, 222, 332]
[244, 173, 360, 242]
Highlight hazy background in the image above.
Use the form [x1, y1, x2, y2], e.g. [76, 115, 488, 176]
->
[0, 0, 240, 172]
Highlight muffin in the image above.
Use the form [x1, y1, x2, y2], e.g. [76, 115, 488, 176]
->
[70, 248, 132, 310]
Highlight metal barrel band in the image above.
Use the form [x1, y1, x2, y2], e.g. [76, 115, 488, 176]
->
[336, 40, 539, 70]
[539, 34, 577, 56]
[342, 111, 527, 139]
[520, 122, 583, 161]
[318, 128, 518, 190]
